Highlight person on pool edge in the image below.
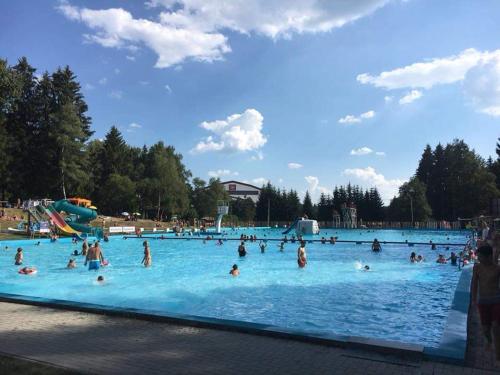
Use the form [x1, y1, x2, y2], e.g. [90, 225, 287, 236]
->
[472, 244, 500, 362]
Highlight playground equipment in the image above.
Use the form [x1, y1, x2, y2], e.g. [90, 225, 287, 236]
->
[282, 217, 320, 235]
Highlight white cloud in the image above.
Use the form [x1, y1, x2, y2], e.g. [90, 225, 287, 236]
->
[208, 169, 239, 178]
[399, 90, 423, 105]
[356, 48, 500, 90]
[57, 1, 231, 68]
[251, 151, 264, 161]
[305, 176, 330, 201]
[109, 90, 123, 99]
[343, 167, 406, 203]
[463, 58, 500, 117]
[350, 147, 373, 156]
[98, 77, 107, 85]
[84, 83, 94, 90]
[164, 84, 172, 93]
[305, 176, 319, 191]
[126, 122, 142, 133]
[59, 1, 391, 68]
[191, 108, 267, 154]
[252, 177, 268, 186]
[150, 0, 390, 39]
[384, 95, 393, 103]
[288, 162, 303, 169]
[375, 151, 386, 156]
[357, 47, 500, 116]
[126, 55, 136, 61]
[338, 110, 375, 124]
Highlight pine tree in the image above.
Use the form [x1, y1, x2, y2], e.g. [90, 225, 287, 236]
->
[302, 191, 314, 218]
[416, 144, 434, 186]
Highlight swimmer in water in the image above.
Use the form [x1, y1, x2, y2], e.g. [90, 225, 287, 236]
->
[371, 239, 381, 252]
[97, 276, 104, 283]
[238, 242, 247, 257]
[297, 241, 307, 268]
[321, 237, 326, 244]
[259, 241, 267, 253]
[436, 254, 447, 264]
[410, 252, 417, 263]
[67, 259, 76, 269]
[229, 264, 240, 276]
[73, 250, 79, 256]
[142, 240, 152, 267]
[417, 255, 424, 262]
[15, 248, 23, 265]
[447, 252, 458, 266]
[278, 242, 285, 252]
[364, 265, 370, 271]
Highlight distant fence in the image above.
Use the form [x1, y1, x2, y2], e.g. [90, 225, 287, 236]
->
[251, 221, 464, 230]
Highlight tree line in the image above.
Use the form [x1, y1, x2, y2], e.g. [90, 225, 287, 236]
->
[1, 57, 498, 223]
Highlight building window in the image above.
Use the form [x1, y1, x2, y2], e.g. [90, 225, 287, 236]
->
[228, 184, 236, 192]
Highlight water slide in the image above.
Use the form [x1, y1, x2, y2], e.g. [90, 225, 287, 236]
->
[43, 205, 82, 236]
[52, 199, 97, 235]
[282, 218, 300, 235]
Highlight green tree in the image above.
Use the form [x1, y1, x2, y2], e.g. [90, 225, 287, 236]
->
[387, 177, 432, 222]
[99, 173, 137, 215]
[231, 198, 256, 222]
[302, 191, 314, 218]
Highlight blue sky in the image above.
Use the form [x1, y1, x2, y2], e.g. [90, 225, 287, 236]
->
[1, 0, 499, 203]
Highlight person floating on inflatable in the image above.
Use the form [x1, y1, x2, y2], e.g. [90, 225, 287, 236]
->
[19, 266, 37, 275]
[297, 241, 307, 268]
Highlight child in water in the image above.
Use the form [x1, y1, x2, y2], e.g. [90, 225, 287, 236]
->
[229, 264, 240, 276]
[471, 245, 500, 361]
[15, 248, 23, 265]
[67, 259, 76, 269]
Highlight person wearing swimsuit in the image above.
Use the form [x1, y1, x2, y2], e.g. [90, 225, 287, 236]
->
[297, 241, 307, 268]
[142, 241, 152, 267]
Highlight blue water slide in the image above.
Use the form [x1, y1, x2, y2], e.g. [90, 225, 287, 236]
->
[282, 218, 300, 235]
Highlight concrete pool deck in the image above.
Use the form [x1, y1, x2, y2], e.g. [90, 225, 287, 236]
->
[0, 301, 498, 375]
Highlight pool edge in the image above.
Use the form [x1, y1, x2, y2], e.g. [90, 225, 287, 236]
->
[423, 266, 472, 365]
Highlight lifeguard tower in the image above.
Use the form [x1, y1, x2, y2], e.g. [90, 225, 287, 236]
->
[341, 202, 357, 228]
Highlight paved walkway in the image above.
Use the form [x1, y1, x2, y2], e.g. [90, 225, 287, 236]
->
[0, 302, 498, 375]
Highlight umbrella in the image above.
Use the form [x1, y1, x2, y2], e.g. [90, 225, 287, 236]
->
[121, 212, 130, 216]
[133, 212, 141, 216]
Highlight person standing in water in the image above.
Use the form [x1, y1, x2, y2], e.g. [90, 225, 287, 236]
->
[238, 241, 247, 257]
[297, 241, 307, 268]
[371, 239, 381, 252]
[84, 244, 103, 271]
[81, 239, 89, 256]
[142, 240, 152, 267]
[471, 245, 500, 362]
[14, 248, 23, 265]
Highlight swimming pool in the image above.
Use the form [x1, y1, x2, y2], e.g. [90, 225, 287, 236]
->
[0, 228, 469, 348]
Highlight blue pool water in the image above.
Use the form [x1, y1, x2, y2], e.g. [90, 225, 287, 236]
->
[0, 228, 469, 347]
